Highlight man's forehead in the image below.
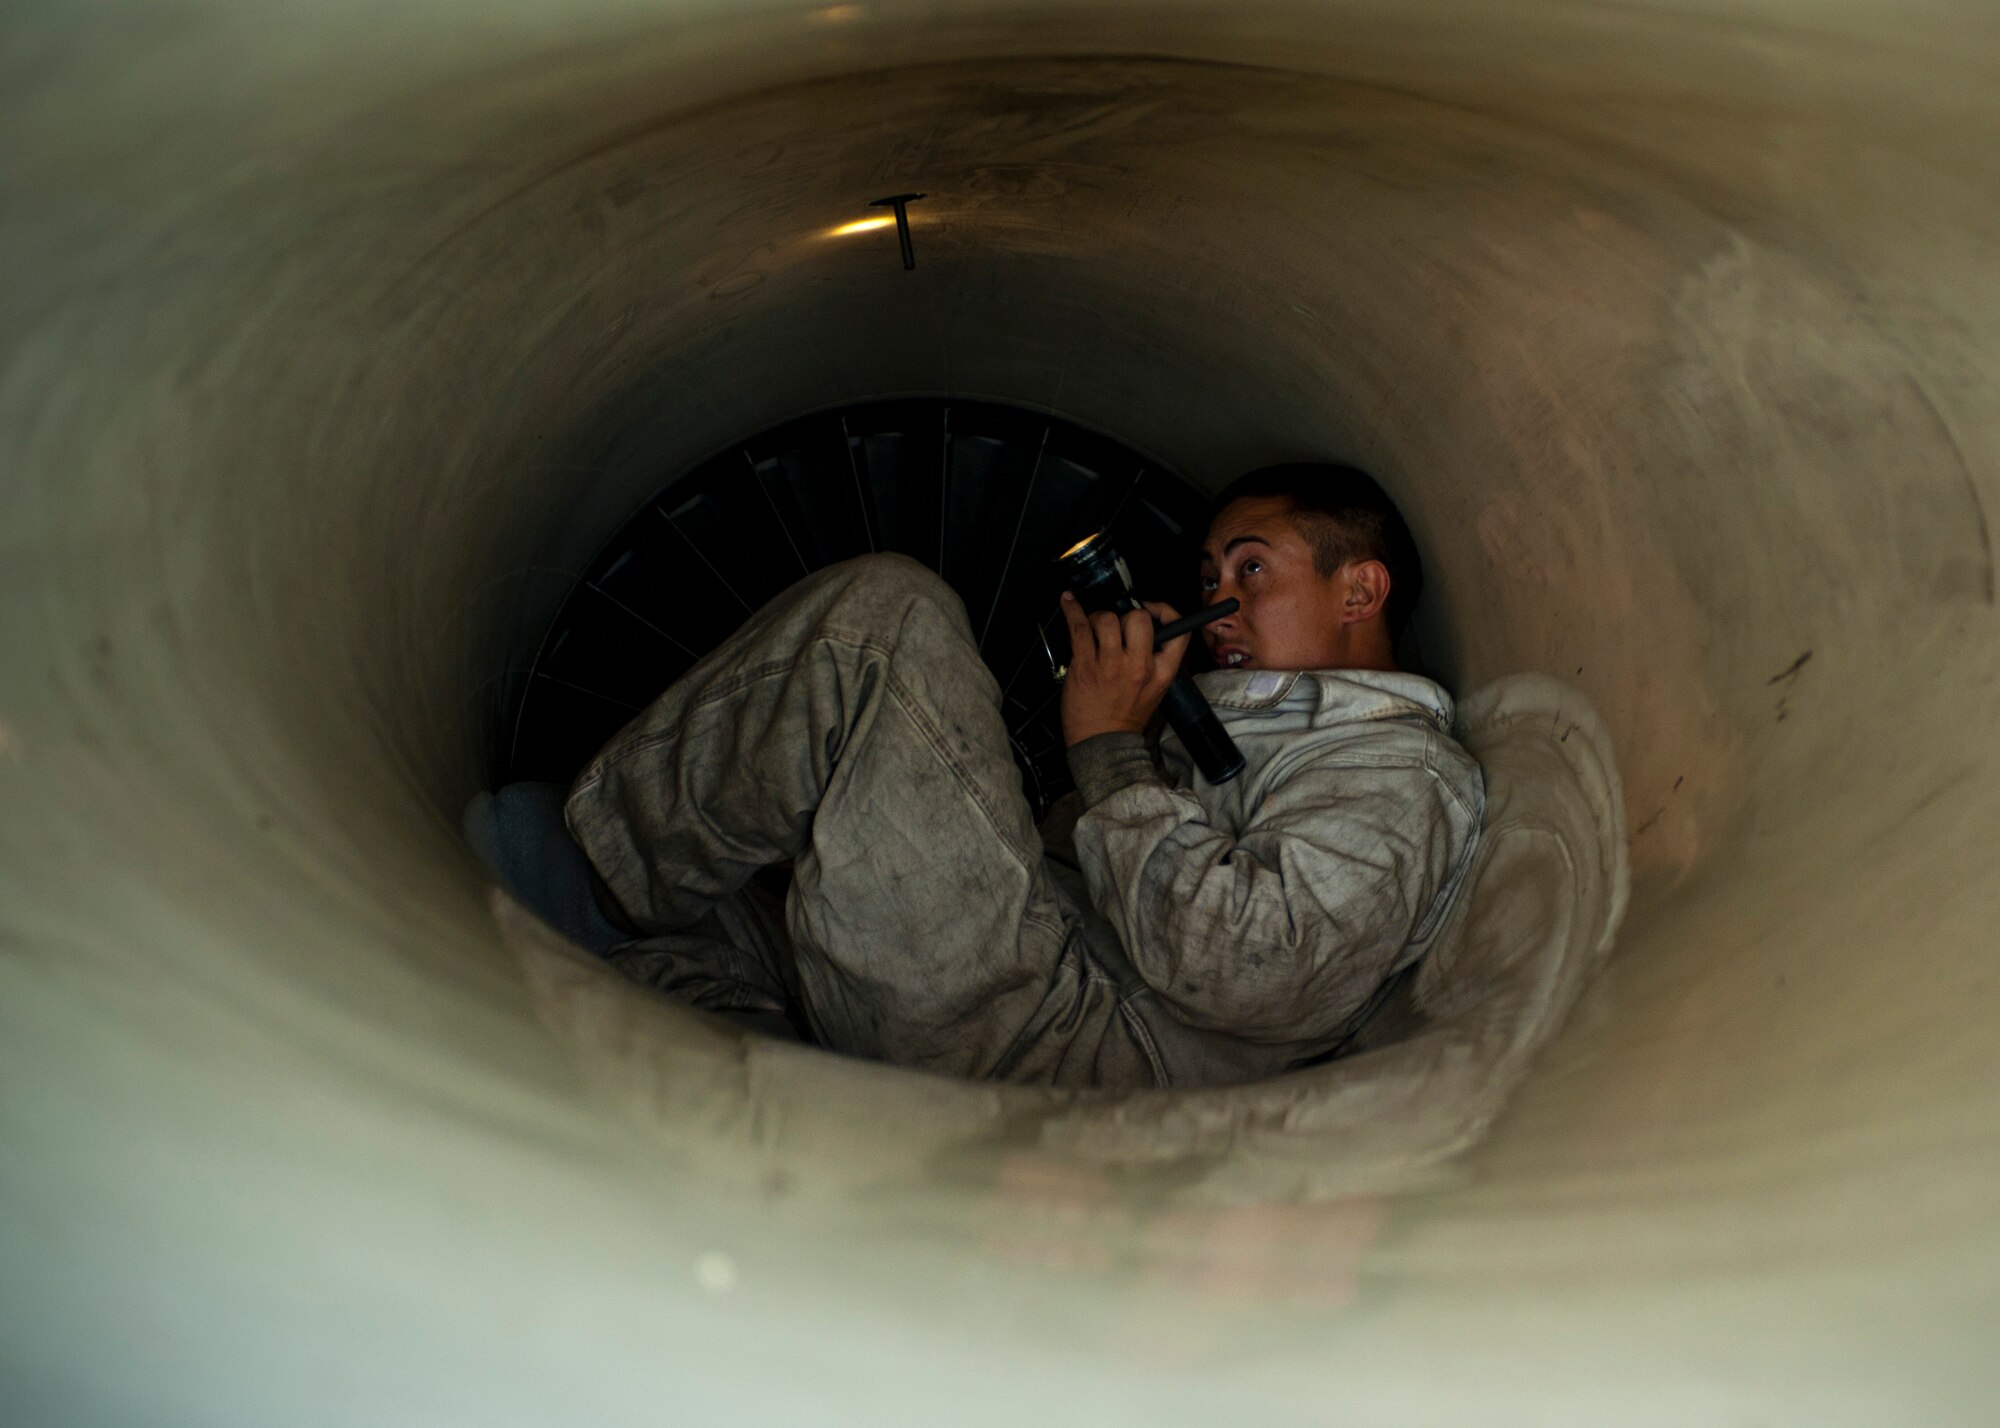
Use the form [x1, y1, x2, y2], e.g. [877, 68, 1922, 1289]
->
[1198, 533, 1274, 565]
[1200, 496, 1299, 560]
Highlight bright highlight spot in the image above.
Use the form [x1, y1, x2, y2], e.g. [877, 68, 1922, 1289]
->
[827, 216, 896, 238]
[695, 1251, 738, 1293]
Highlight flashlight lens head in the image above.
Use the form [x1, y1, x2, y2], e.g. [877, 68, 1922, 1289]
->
[1055, 529, 1137, 610]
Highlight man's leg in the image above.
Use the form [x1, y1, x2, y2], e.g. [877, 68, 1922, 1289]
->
[604, 877, 806, 1043]
[465, 781, 804, 1035]
[565, 553, 1153, 1084]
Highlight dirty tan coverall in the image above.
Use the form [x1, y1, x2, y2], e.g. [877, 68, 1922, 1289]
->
[565, 552, 1483, 1090]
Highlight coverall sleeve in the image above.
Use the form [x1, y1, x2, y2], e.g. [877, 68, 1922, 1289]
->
[1065, 730, 1467, 1043]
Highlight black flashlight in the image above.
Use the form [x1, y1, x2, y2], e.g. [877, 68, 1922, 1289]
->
[1055, 531, 1246, 786]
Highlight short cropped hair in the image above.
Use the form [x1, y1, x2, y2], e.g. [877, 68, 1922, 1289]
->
[1205, 463, 1425, 639]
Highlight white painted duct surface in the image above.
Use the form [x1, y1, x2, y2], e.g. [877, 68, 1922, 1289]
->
[2, 2, 1996, 1423]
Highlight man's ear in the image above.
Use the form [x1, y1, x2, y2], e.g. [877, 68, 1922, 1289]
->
[1338, 559, 1392, 625]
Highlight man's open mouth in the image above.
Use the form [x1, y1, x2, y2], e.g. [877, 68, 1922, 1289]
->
[1217, 649, 1252, 668]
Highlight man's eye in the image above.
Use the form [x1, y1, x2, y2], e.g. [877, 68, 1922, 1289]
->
[1198, 575, 1217, 591]
[1243, 560, 1263, 576]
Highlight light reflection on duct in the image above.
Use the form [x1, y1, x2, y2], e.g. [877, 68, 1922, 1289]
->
[827, 216, 897, 237]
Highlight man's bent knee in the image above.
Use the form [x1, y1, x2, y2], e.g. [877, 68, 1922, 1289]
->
[822, 551, 954, 600]
[809, 552, 969, 634]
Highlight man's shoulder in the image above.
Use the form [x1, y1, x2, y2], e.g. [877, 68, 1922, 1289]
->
[1298, 668, 1456, 728]
[1196, 666, 1454, 727]
[1246, 671, 1483, 819]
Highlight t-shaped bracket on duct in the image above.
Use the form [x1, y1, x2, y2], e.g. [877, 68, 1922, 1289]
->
[868, 193, 926, 270]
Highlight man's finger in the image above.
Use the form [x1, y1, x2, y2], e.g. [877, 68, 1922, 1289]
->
[1141, 602, 1189, 684]
[1059, 592, 1093, 653]
[1122, 608, 1154, 659]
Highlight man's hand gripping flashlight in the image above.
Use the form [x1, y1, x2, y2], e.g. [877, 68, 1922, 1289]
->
[1050, 531, 1247, 785]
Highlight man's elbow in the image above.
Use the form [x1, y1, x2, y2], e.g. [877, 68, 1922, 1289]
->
[1156, 963, 1359, 1043]
[1155, 934, 1400, 1044]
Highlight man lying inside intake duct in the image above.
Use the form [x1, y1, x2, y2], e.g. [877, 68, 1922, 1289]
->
[468, 464, 1487, 1089]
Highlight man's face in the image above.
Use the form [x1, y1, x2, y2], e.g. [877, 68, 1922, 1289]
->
[1196, 496, 1350, 672]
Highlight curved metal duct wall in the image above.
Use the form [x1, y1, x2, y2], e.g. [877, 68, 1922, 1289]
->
[3, 2, 1996, 1422]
